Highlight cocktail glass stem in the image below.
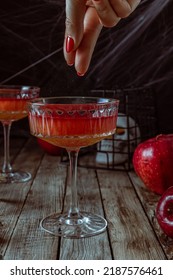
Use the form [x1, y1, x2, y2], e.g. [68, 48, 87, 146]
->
[34, 96, 119, 238]
[0, 84, 40, 184]
[67, 149, 80, 218]
[2, 122, 13, 174]
[40, 145, 107, 237]
[0, 121, 31, 183]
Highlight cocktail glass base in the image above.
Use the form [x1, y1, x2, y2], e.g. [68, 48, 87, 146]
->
[0, 171, 31, 183]
[40, 211, 107, 238]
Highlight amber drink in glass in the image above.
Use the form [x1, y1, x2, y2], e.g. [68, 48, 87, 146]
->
[0, 85, 40, 183]
[28, 96, 119, 238]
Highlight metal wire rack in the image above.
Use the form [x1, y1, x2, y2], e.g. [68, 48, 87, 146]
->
[61, 87, 159, 171]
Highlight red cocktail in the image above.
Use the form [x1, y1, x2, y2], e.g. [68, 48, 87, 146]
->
[29, 101, 117, 148]
[0, 85, 40, 183]
[28, 97, 119, 238]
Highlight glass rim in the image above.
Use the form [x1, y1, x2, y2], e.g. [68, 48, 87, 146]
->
[28, 96, 119, 106]
[0, 84, 40, 90]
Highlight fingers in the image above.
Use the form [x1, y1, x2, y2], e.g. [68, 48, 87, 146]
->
[75, 7, 102, 75]
[64, 0, 102, 75]
[64, 0, 86, 66]
[111, 0, 141, 18]
[64, 0, 141, 75]
[91, 0, 120, 27]
[91, 0, 141, 27]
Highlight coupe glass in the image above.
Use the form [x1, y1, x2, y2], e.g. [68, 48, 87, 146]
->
[28, 96, 119, 238]
[0, 85, 40, 183]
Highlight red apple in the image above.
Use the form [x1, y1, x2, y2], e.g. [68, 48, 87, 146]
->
[37, 138, 62, 156]
[133, 134, 173, 194]
[156, 186, 173, 238]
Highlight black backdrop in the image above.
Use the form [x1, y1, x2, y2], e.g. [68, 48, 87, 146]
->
[1, 0, 173, 136]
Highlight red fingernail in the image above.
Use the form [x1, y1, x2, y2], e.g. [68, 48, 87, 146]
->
[77, 72, 85, 77]
[66, 36, 74, 53]
[67, 63, 74, 66]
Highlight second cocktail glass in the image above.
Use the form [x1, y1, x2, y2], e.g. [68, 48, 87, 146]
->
[28, 96, 119, 238]
[0, 85, 40, 183]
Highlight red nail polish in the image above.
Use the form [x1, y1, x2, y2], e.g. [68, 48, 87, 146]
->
[66, 36, 74, 53]
[67, 63, 74, 66]
[77, 72, 85, 76]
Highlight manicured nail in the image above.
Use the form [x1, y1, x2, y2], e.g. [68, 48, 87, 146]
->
[67, 63, 74, 66]
[77, 72, 85, 77]
[66, 36, 74, 53]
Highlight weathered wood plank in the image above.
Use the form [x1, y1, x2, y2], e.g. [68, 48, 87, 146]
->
[4, 153, 66, 260]
[0, 137, 44, 259]
[129, 171, 173, 260]
[59, 167, 112, 260]
[1, 136, 170, 260]
[97, 169, 166, 259]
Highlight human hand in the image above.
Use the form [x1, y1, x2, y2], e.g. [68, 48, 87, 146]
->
[64, 0, 141, 76]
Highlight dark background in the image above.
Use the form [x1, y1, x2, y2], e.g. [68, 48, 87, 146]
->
[0, 0, 173, 137]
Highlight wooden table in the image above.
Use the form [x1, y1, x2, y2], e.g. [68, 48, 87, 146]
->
[0, 136, 173, 260]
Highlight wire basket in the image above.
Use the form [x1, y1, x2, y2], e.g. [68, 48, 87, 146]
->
[61, 87, 158, 171]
